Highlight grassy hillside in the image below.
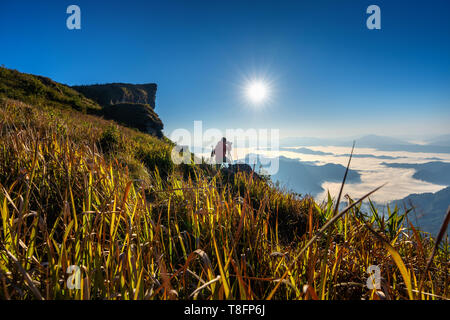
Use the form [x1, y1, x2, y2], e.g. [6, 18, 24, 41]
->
[0, 67, 102, 114]
[0, 67, 164, 137]
[0, 73, 448, 300]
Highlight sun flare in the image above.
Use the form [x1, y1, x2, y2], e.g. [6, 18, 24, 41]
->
[246, 81, 269, 104]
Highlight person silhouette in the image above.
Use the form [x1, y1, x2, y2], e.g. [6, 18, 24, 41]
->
[211, 137, 232, 166]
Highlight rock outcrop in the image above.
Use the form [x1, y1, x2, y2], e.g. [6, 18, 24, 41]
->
[72, 83, 157, 108]
[72, 83, 163, 137]
[103, 103, 163, 138]
[220, 163, 262, 181]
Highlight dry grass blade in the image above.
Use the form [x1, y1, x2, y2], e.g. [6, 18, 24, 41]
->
[300, 183, 386, 258]
[332, 141, 355, 217]
[411, 289, 449, 300]
[424, 206, 450, 274]
[4, 249, 44, 300]
[303, 284, 319, 300]
[189, 275, 221, 298]
[266, 183, 386, 300]
[416, 206, 450, 297]
[362, 222, 414, 300]
[194, 249, 214, 276]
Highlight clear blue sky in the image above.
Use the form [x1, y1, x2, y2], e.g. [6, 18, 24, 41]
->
[1, 0, 449, 138]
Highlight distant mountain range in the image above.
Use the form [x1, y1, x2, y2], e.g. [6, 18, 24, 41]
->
[424, 134, 450, 147]
[393, 187, 450, 236]
[281, 134, 450, 154]
[281, 147, 405, 160]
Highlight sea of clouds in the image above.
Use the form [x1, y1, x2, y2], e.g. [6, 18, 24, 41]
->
[202, 145, 450, 204]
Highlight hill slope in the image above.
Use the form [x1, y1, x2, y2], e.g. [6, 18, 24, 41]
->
[0, 67, 101, 113]
[0, 69, 448, 300]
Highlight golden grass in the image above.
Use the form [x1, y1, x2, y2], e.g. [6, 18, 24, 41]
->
[0, 99, 448, 300]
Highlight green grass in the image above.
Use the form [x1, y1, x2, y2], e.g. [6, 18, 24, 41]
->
[0, 98, 448, 300]
[0, 67, 102, 114]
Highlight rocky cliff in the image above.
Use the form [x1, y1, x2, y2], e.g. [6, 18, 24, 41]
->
[72, 83, 163, 137]
[103, 103, 163, 138]
[72, 83, 157, 108]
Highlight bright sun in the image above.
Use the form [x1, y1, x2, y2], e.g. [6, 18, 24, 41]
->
[246, 81, 268, 104]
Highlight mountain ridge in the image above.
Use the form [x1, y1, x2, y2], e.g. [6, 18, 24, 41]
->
[281, 134, 450, 154]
